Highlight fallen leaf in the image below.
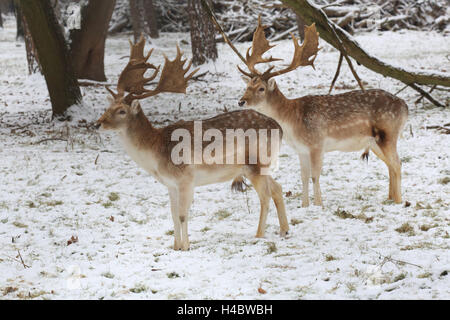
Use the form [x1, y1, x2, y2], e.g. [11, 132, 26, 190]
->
[258, 287, 267, 294]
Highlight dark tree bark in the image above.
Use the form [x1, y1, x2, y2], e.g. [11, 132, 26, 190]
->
[69, 0, 116, 81]
[142, 0, 159, 39]
[22, 14, 41, 74]
[14, 1, 39, 73]
[129, 0, 144, 43]
[19, 0, 81, 117]
[296, 14, 305, 41]
[188, 0, 217, 66]
[0, 7, 3, 28]
[13, 1, 23, 39]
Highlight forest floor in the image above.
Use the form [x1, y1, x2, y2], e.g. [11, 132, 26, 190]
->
[0, 16, 449, 299]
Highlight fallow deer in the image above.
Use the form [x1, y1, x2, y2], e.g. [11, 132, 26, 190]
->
[232, 18, 408, 206]
[96, 35, 289, 250]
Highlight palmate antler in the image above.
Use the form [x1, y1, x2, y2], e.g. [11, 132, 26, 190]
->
[106, 34, 199, 105]
[237, 16, 320, 81]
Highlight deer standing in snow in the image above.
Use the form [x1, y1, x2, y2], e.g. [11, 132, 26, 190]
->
[96, 36, 289, 250]
[231, 18, 408, 206]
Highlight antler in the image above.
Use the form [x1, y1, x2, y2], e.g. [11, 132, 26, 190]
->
[106, 34, 199, 105]
[237, 16, 320, 81]
[237, 16, 281, 78]
[261, 24, 320, 80]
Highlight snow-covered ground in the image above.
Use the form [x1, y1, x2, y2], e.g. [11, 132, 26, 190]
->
[0, 16, 449, 299]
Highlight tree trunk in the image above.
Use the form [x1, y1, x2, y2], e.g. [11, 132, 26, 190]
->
[281, 0, 450, 88]
[296, 14, 305, 41]
[188, 0, 217, 66]
[142, 0, 159, 39]
[69, 0, 116, 81]
[129, 0, 144, 43]
[19, 0, 81, 117]
[13, 1, 23, 40]
[22, 14, 41, 74]
[0, 7, 3, 28]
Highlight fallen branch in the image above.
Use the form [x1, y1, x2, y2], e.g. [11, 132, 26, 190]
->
[406, 83, 446, 108]
[281, 0, 450, 88]
[329, 53, 343, 94]
[369, 248, 423, 269]
[16, 250, 30, 269]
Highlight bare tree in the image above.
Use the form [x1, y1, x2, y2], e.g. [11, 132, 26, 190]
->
[13, 1, 23, 39]
[19, 0, 81, 117]
[296, 14, 305, 41]
[0, 6, 3, 28]
[129, 0, 143, 43]
[188, 0, 217, 66]
[69, 0, 116, 81]
[281, 0, 449, 106]
[22, 14, 41, 74]
[142, 0, 159, 39]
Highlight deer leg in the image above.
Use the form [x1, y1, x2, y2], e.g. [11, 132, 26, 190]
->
[177, 183, 194, 251]
[310, 149, 324, 206]
[268, 177, 289, 237]
[370, 142, 402, 203]
[248, 174, 271, 238]
[383, 144, 402, 204]
[299, 153, 311, 207]
[168, 188, 182, 250]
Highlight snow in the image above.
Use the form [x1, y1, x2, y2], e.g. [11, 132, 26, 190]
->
[0, 15, 449, 299]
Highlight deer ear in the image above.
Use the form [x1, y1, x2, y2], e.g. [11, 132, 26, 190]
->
[267, 79, 276, 91]
[241, 76, 251, 84]
[130, 100, 141, 115]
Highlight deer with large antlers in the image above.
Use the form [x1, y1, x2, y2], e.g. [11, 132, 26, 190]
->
[96, 35, 289, 250]
[232, 17, 408, 206]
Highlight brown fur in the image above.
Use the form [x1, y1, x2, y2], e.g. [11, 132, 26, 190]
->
[239, 78, 408, 206]
[97, 101, 289, 250]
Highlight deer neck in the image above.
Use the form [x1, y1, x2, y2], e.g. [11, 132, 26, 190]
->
[119, 111, 162, 156]
[256, 86, 302, 126]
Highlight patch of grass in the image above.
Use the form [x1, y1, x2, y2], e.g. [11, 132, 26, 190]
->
[417, 272, 432, 279]
[167, 272, 180, 279]
[13, 221, 28, 228]
[334, 208, 373, 223]
[401, 156, 412, 163]
[200, 226, 210, 232]
[346, 282, 356, 293]
[395, 223, 415, 235]
[101, 272, 115, 279]
[102, 201, 113, 209]
[325, 254, 337, 261]
[393, 273, 407, 282]
[130, 284, 147, 293]
[266, 242, 277, 254]
[165, 230, 174, 236]
[43, 200, 63, 207]
[108, 192, 120, 202]
[215, 209, 231, 220]
[420, 224, 438, 232]
[334, 208, 354, 219]
[290, 218, 303, 226]
[438, 177, 450, 185]
[26, 201, 36, 208]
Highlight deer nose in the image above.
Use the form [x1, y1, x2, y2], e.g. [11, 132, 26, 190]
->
[238, 100, 246, 107]
[93, 122, 101, 130]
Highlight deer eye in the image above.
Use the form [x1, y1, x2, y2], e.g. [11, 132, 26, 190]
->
[118, 110, 126, 115]
[258, 87, 265, 92]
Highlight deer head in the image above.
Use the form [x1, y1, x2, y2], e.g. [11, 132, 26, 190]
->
[96, 34, 199, 131]
[237, 17, 320, 109]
